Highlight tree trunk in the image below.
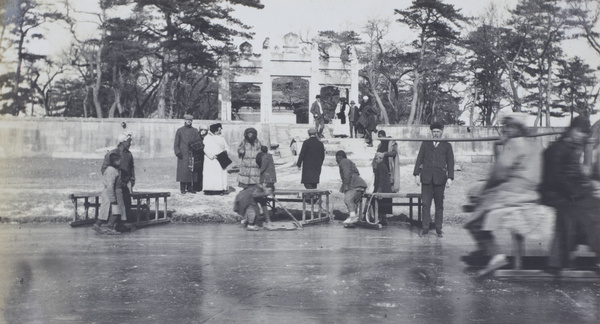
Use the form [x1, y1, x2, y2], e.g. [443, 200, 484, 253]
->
[544, 59, 552, 127]
[408, 69, 419, 125]
[83, 86, 89, 118]
[535, 76, 543, 127]
[156, 69, 169, 118]
[371, 83, 389, 124]
[11, 33, 26, 115]
[92, 42, 104, 118]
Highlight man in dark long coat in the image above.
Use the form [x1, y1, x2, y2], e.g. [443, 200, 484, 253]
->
[296, 128, 325, 189]
[174, 114, 201, 194]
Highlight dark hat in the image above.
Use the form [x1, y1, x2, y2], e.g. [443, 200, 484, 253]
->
[430, 121, 444, 130]
[316, 95, 321, 99]
[209, 123, 222, 133]
[569, 116, 591, 134]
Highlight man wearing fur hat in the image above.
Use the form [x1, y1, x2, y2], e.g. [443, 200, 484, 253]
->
[174, 114, 201, 194]
[101, 132, 135, 230]
[540, 115, 600, 272]
[413, 121, 455, 237]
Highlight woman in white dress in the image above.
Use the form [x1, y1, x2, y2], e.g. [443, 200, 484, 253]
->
[203, 123, 230, 195]
[332, 98, 348, 137]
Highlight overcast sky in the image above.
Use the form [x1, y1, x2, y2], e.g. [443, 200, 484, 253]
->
[38, 0, 595, 66]
[232, 0, 517, 45]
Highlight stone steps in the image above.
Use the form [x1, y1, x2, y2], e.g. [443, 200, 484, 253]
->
[269, 123, 379, 167]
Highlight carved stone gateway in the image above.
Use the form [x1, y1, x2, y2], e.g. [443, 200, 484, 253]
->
[218, 33, 359, 123]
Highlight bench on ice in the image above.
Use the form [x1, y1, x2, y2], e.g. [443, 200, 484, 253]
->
[69, 191, 171, 227]
[268, 189, 331, 226]
[352, 192, 423, 229]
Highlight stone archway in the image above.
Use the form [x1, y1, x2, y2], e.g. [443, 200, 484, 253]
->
[219, 33, 359, 123]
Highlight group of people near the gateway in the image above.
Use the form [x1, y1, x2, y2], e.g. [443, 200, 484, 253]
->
[311, 94, 379, 145]
[92, 98, 599, 275]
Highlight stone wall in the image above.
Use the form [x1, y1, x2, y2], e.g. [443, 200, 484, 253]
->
[0, 117, 565, 161]
[0, 117, 271, 160]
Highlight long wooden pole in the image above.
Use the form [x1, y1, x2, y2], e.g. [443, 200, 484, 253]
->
[381, 131, 563, 142]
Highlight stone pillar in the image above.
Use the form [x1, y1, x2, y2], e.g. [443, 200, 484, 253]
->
[349, 47, 359, 105]
[308, 42, 320, 125]
[260, 47, 272, 123]
[218, 59, 231, 121]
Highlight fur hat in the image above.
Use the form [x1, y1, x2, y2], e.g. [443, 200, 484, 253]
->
[209, 123, 222, 133]
[183, 114, 193, 120]
[429, 121, 444, 131]
[117, 133, 132, 144]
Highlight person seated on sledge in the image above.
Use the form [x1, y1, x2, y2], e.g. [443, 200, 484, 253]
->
[540, 116, 600, 273]
[234, 184, 272, 231]
[464, 113, 554, 276]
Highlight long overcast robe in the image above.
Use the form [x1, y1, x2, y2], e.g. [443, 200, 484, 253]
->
[465, 137, 554, 241]
[174, 125, 200, 182]
[377, 139, 401, 192]
[203, 131, 229, 191]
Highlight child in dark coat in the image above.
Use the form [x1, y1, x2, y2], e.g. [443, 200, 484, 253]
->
[95, 153, 124, 235]
[255, 145, 276, 223]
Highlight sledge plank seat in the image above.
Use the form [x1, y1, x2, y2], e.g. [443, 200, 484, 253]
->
[270, 189, 331, 226]
[69, 191, 171, 227]
[494, 269, 599, 282]
[355, 192, 423, 229]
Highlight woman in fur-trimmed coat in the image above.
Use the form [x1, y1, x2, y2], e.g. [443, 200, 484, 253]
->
[237, 127, 262, 188]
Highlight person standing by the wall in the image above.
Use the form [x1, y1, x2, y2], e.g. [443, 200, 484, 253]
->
[174, 114, 200, 194]
[372, 153, 392, 225]
[203, 123, 230, 195]
[348, 100, 359, 138]
[375, 130, 401, 193]
[413, 121, 455, 238]
[237, 127, 262, 188]
[296, 128, 325, 189]
[310, 95, 326, 138]
[101, 132, 134, 230]
[332, 97, 347, 138]
[96, 152, 125, 235]
[256, 145, 277, 223]
[191, 124, 209, 192]
[357, 96, 377, 146]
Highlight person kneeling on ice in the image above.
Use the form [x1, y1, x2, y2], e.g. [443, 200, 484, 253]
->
[234, 184, 272, 231]
[95, 152, 126, 235]
[336, 150, 368, 225]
